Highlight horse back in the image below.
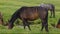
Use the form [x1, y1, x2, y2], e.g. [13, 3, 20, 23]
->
[19, 6, 48, 20]
[20, 7, 39, 20]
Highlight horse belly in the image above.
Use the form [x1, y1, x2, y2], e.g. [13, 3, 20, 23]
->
[20, 13, 27, 19]
[20, 12, 39, 21]
[27, 13, 39, 20]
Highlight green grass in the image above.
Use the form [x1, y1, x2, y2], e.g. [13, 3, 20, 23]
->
[0, 0, 60, 34]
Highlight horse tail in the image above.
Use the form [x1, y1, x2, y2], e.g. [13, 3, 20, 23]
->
[52, 5, 55, 17]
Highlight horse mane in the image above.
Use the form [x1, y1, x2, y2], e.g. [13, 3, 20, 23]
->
[9, 9, 20, 22]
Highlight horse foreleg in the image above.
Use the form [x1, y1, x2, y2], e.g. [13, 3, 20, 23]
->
[23, 20, 26, 29]
[23, 19, 31, 30]
[26, 21, 31, 30]
[27, 22, 31, 30]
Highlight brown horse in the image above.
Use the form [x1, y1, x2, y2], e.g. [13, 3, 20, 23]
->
[8, 6, 49, 32]
[40, 3, 55, 18]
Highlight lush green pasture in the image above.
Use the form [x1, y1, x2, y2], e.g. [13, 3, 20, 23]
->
[0, 0, 60, 34]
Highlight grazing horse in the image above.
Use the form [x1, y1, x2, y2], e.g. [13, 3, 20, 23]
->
[8, 6, 49, 32]
[40, 3, 55, 18]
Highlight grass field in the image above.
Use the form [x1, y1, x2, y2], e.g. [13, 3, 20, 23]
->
[0, 0, 60, 34]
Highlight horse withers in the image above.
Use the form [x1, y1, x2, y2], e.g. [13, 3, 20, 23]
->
[8, 6, 49, 32]
[40, 3, 55, 18]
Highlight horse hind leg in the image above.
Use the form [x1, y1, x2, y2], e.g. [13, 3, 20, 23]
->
[44, 17, 49, 32]
[40, 14, 48, 32]
[41, 19, 49, 32]
[45, 22, 49, 32]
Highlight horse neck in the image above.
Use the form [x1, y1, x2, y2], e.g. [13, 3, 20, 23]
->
[9, 11, 19, 24]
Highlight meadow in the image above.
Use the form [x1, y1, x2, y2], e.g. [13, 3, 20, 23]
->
[0, 0, 60, 34]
